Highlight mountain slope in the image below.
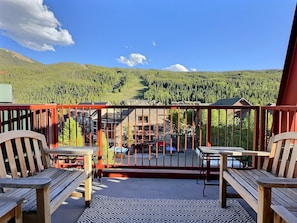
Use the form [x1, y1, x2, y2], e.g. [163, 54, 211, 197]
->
[0, 48, 40, 67]
[0, 49, 150, 104]
[0, 48, 282, 105]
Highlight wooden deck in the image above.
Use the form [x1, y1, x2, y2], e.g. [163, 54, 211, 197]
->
[52, 177, 256, 223]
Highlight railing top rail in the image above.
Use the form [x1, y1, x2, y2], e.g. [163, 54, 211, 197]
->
[261, 105, 297, 110]
[1, 104, 296, 111]
[0, 103, 58, 109]
[0, 104, 261, 110]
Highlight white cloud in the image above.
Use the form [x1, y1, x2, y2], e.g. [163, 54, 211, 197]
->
[0, 0, 74, 51]
[117, 53, 148, 67]
[190, 68, 197, 72]
[164, 64, 189, 72]
[152, 41, 156, 46]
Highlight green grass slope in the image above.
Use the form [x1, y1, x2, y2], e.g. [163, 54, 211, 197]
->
[101, 72, 149, 103]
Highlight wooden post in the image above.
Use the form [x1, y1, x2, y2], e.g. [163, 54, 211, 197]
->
[219, 154, 227, 208]
[84, 153, 92, 208]
[257, 185, 271, 223]
[36, 185, 51, 223]
[96, 109, 103, 180]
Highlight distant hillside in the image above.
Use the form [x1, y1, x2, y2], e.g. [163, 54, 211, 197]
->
[0, 48, 282, 105]
[0, 48, 39, 66]
[0, 49, 148, 104]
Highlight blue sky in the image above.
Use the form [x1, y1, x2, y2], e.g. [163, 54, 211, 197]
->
[0, 0, 296, 72]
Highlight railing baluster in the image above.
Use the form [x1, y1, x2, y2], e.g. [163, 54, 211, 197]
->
[0, 103, 292, 171]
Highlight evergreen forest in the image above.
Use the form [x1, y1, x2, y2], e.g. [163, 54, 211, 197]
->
[0, 48, 281, 105]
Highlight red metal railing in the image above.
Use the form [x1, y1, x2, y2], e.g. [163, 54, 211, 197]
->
[0, 104, 294, 171]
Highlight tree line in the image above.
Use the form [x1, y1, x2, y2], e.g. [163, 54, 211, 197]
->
[1, 60, 281, 105]
[139, 69, 281, 105]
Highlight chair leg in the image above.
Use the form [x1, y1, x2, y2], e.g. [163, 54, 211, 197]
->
[96, 169, 102, 184]
[219, 178, 227, 208]
[219, 154, 227, 208]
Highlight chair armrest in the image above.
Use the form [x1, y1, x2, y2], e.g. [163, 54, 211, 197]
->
[271, 205, 297, 223]
[0, 178, 51, 189]
[0, 177, 52, 221]
[257, 177, 297, 188]
[44, 147, 94, 156]
[46, 147, 93, 176]
[219, 151, 270, 169]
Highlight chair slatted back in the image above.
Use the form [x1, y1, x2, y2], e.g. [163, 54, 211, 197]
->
[0, 130, 51, 178]
[266, 132, 297, 178]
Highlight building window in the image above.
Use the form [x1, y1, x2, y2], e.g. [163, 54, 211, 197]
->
[138, 116, 149, 123]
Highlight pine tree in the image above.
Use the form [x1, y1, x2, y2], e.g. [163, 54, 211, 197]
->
[100, 131, 114, 165]
[59, 117, 83, 146]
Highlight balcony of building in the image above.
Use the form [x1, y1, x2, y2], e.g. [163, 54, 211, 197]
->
[1, 103, 297, 223]
[0, 104, 291, 175]
[2, 4, 297, 222]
